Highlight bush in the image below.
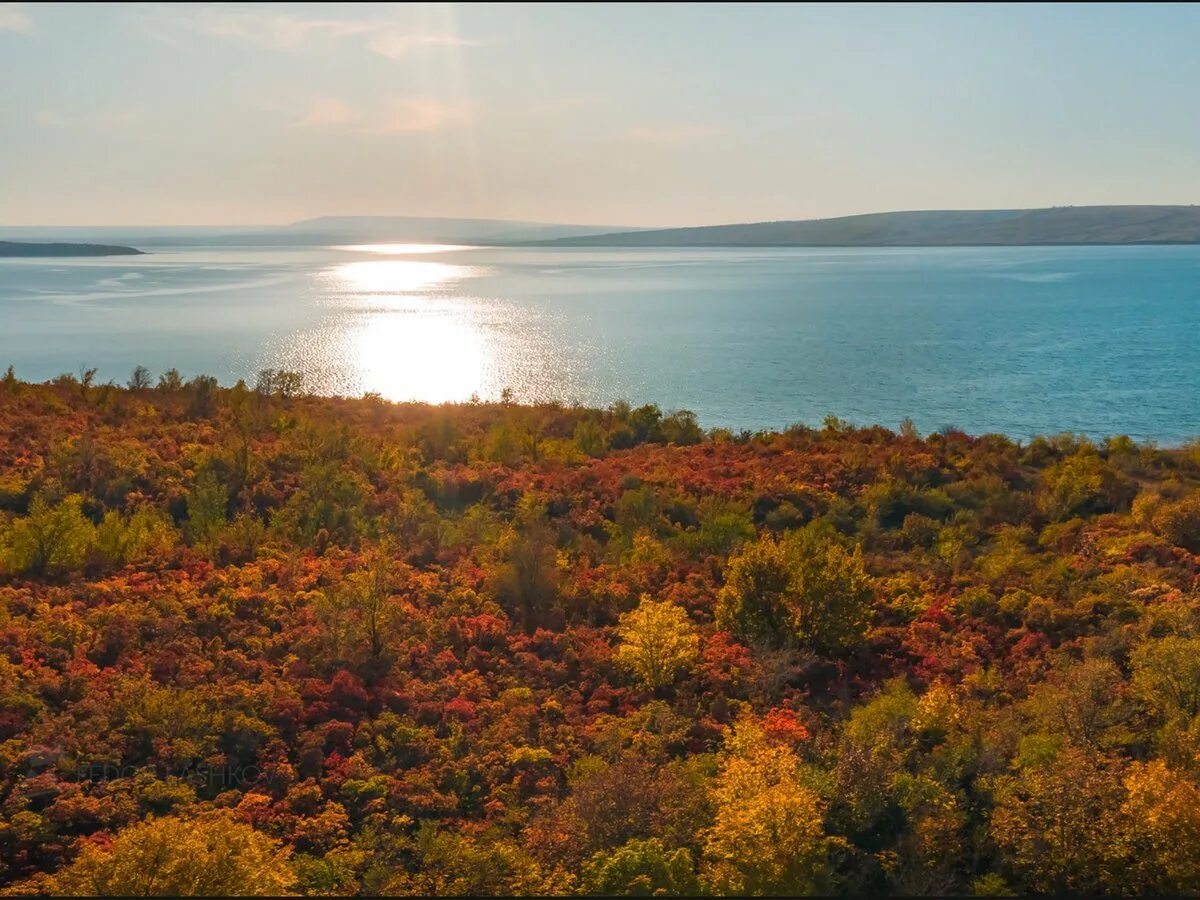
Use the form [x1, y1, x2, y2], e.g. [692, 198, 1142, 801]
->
[1151, 492, 1200, 553]
[96, 506, 177, 567]
[1, 494, 96, 576]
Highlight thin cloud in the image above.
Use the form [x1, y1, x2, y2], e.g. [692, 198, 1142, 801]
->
[626, 124, 720, 144]
[365, 99, 467, 135]
[292, 95, 466, 135]
[148, 7, 478, 59]
[0, 3, 31, 33]
[366, 31, 475, 60]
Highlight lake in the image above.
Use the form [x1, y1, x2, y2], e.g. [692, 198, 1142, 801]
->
[2, 243, 1199, 443]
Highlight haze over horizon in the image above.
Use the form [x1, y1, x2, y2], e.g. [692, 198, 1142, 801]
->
[4, 2, 1200, 228]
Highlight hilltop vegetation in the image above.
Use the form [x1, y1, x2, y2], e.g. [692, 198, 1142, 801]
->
[2, 369, 1200, 894]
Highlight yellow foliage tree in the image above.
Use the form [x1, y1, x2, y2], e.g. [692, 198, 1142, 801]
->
[1130, 635, 1200, 720]
[1117, 760, 1200, 893]
[1039, 451, 1102, 518]
[702, 715, 837, 895]
[614, 595, 700, 689]
[1150, 490, 1200, 553]
[20, 812, 296, 896]
[990, 746, 1125, 894]
[888, 772, 967, 895]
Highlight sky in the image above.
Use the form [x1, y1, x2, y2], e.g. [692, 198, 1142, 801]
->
[2, 2, 1200, 228]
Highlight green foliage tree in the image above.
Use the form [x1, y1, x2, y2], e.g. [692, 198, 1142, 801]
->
[275, 370, 305, 399]
[864, 479, 953, 530]
[186, 470, 227, 548]
[380, 822, 569, 896]
[661, 409, 703, 446]
[482, 419, 522, 464]
[185, 374, 220, 419]
[127, 365, 152, 391]
[223, 511, 266, 561]
[628, 404, 664, 444]
[274, 461, 368, 546]
[255, 368, 305, 398]
[491, 499, 559, 630]
[96, 506, 177, 568]
[717, 527, 873, 653]
[76, 365, 98, 401]
[715, 533, 793, 646]
[156, 368, 183, 392]
[614, 485, 660, 536]
[581, 838, 700, 896]
[574, 418, 609, 457]
[675, 497, 755, 557]
[341, 546, 398, 669]
[2, 494, 96, 576]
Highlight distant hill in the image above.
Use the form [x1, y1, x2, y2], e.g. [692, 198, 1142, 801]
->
[532, 206, 1200, 247]
[283, 215, 642, 244]
[0, 217, 640, 248]
[11, 207, 1200, 250]
[0, 241, 143, 257]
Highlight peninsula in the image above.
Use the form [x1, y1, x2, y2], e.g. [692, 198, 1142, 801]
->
[0, 241, 143, 257]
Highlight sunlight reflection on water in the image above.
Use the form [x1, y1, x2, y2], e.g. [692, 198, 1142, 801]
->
[328, 258, 477, 296]
[333, 243, 476, 255]
[279, 256, 504, 403]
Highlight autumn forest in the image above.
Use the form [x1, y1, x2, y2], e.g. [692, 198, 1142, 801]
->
[2, 366, 1200, 895]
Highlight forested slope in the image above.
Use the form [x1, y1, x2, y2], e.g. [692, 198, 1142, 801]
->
[1, 369, 1200, 895]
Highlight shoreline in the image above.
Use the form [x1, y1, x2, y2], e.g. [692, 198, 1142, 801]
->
[2, 368, 1194, 450]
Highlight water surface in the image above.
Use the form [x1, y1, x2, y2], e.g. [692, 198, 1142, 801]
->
[2, 243, 1198, 442]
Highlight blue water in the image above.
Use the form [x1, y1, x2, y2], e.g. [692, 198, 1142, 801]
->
[2, 243, 1198, 442]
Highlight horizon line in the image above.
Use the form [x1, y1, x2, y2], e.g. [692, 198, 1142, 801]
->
[4, 202, 1200, 233]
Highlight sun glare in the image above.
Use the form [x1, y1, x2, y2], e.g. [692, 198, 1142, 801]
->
[329, 259, 476, 295]
[335, 243, 475, 255]
[350, 307, 491, 403]
[307, 256, 495, 402]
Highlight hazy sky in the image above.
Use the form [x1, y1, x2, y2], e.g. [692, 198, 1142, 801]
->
[3, 2, 1200, 227]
